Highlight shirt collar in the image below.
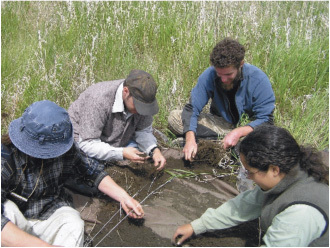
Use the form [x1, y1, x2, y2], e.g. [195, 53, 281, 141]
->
[112, 83, 125, 113]
[112, 82, 133, 118]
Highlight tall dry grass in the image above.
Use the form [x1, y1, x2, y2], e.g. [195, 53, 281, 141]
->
[1, 1, 329, 149]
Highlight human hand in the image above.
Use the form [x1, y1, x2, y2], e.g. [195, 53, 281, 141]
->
[183, 131, 197, 161]
[150, 148, 166, 170]
[222, 130, 240, 150]
[183, 140, 197, 162]
[98, 176, 144, 219]
[1, 221, 59, 247]
[123, 147, 147, 163]
[172, 224, 194, 246]
[222, 126, 253, 150]
[120, 196, 144, 219]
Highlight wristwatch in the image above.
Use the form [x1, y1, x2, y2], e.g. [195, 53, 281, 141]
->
[149, 146, 159, 157]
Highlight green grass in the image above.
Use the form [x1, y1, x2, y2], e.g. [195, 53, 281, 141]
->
[1, 1, 329, 150]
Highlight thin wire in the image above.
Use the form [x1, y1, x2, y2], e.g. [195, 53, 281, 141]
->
[147, 175, 157, 194]
[84, 181, 151, 247]
[94, 177, 173, 247]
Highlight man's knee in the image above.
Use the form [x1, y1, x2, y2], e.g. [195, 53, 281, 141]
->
[55, 207, 84, 227]
[50, 207, 84, 240]
[168, 110, 184, 136]
[3, 200, 27, 227]
[42, 207, 84, 247]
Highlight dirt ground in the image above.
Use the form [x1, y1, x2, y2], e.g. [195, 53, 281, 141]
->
[72, 140, 260, 247]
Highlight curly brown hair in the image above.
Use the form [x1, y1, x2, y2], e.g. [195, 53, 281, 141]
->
[210, 38, 245, 68]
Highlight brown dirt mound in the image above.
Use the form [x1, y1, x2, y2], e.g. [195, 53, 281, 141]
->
[193, 140, 228, 166]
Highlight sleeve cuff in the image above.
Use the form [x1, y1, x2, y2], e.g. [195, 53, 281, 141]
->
[1, 216, 10, 231]
[94, 171, 109, 189]
[190, 218, 207, 235]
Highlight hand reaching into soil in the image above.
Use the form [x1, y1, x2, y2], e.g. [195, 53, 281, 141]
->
[120, 196, 144, 219]
[98, 175, 145, 219]
[150, 148, 166, 170]
[183, 131, 198, 161]
[222, 126, 253, 150]
[123, 147, 147, 163]
[172, 224, 194, 246]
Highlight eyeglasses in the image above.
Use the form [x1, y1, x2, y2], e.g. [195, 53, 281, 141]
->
[244, 168, 260, 177]
[239, 158, 260, 178]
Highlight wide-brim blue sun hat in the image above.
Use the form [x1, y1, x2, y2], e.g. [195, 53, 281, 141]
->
[9, 100, 74, 159]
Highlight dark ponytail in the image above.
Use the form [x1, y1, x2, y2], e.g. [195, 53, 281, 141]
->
[299, 146, 328, 184]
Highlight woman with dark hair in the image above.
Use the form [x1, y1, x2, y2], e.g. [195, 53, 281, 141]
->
[173, 125, 329, 246]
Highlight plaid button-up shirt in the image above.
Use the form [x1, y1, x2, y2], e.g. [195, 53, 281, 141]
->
[1, 142, 108, 230]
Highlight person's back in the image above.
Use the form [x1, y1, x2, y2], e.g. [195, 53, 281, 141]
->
[68, 79, 124, 143]
[68, 70, 166, 170]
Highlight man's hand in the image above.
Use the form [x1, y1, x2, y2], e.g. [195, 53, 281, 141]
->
[172, 224, 194, 246]
[1, 221, 55, 247]
[98, 176, 144, 219]
[222, 126, 253, 150]
[183, 131, 197, 161]
[123, 147, 147, 163]
[120, 196, 144, 219]
[150, 148, 166, 170]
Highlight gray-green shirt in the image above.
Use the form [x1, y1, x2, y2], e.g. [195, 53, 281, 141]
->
[191, 184, 327, 246]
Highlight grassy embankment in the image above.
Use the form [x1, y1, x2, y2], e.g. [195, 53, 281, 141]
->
[1, 1, 329, 150]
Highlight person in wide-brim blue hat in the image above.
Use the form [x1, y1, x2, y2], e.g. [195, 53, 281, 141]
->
[1, 100, 144, 247]
[9, 100, 74, 159]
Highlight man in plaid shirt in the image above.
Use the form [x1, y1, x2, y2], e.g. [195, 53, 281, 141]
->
[1, 100, 144, 247]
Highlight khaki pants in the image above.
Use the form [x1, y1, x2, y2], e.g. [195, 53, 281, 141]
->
[168, 110, 234, 138]
[3, 200, 84, 247]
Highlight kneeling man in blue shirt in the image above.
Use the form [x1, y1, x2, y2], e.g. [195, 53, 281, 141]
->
[168, 38, 275, 161]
